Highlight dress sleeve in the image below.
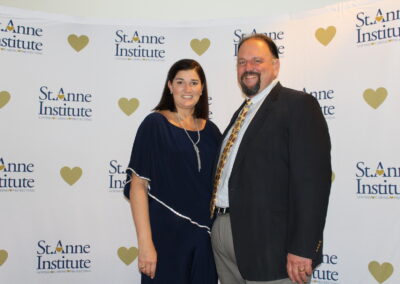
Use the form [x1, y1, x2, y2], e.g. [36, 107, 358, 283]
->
[123, 115, 155, 199]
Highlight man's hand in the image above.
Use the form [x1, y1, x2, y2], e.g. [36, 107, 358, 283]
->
[287, 253, 312, 284]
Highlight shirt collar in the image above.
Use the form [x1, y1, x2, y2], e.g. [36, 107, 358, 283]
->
[246, 79, 278, 105]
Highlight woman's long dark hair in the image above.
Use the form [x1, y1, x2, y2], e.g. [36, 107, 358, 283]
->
[153, 59, 209, 119]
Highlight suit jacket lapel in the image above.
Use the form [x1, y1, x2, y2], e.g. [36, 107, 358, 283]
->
[230, 83, 282, 179]
[211, 100, 247, 179]
[222, 100, 247, 138]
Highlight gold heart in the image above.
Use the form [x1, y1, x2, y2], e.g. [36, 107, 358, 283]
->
[6, 26, 13, 31]
[0, 91, 11, 109]
[132, 36, 139, 42]
[376, 16, 383, 22]
[118, 98, 140, 116]
[363, 87, 388, 109]
[368, 261, 393, 283]
[315, 26, 336, 46]
[376, 169, 384, 176]
[331, 172, 335, 183]
[0, 165, 4, 171]
[117, 247, 138, 265]
[58, 94, 65, 100]
[67, 34, 89, 52]
[0, 250, 8, 266]
[60, 166, 83, 186]
[190, 38, 211, 56]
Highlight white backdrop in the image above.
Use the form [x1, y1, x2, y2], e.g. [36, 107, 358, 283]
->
[1, 0, 399, 283]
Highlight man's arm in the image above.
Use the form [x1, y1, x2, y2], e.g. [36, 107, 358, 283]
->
[286, 93, 332, 282]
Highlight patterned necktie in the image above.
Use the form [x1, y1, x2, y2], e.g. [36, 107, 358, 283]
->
[210, 99, 252, 217]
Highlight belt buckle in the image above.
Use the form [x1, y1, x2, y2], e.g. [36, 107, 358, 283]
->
[216, 207, 228, 215]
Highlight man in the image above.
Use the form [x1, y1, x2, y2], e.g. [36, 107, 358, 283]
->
[210, 34, 332, 284]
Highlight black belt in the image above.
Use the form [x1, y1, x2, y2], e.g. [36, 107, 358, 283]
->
[215, 207, 230, 215]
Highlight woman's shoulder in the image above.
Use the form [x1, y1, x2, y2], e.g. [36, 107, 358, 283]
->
[135, 112, 167, 137]
[205, 119, 217, 128]
[140, 112, 165, 126]
[205, 119, 222, 137]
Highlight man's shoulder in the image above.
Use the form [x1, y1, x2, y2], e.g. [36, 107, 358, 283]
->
[278, 84, 307, 97]
[277, 84, 316, 104]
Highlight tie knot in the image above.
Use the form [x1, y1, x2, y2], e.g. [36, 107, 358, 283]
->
[242, 99, 252, 113]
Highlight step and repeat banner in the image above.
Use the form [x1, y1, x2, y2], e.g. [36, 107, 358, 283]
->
[0, 0, 399, 283]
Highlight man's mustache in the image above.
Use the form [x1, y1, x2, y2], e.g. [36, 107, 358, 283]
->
[241, 71, 260, 81]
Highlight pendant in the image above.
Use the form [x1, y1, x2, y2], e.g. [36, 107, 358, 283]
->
[193, 144, 201, 172]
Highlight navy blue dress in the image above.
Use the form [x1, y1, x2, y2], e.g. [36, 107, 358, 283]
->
[124, 112, 221, 284]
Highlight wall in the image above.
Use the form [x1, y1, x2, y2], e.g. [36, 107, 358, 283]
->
[0, 0, 343, 20]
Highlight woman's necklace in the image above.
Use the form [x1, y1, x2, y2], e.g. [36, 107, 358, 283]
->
[176, 113, 201, 172]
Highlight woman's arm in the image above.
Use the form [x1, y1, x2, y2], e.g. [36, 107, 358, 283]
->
[129, 175, 157, 279]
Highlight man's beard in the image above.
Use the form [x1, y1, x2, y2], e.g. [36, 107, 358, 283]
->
[240, 71, 260, 97]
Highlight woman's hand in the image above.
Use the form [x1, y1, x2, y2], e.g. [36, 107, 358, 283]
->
[138, 242, 157, 279]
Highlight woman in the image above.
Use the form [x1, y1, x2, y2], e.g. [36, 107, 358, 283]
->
[124, 59, 221, 283]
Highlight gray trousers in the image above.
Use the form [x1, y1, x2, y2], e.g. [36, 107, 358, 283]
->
[211, 213, 310, 284]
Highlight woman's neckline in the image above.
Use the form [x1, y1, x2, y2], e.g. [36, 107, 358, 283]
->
[154, 112, 208, 132]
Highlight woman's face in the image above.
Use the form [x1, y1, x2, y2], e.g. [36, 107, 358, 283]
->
[168, 69, 203, 112]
